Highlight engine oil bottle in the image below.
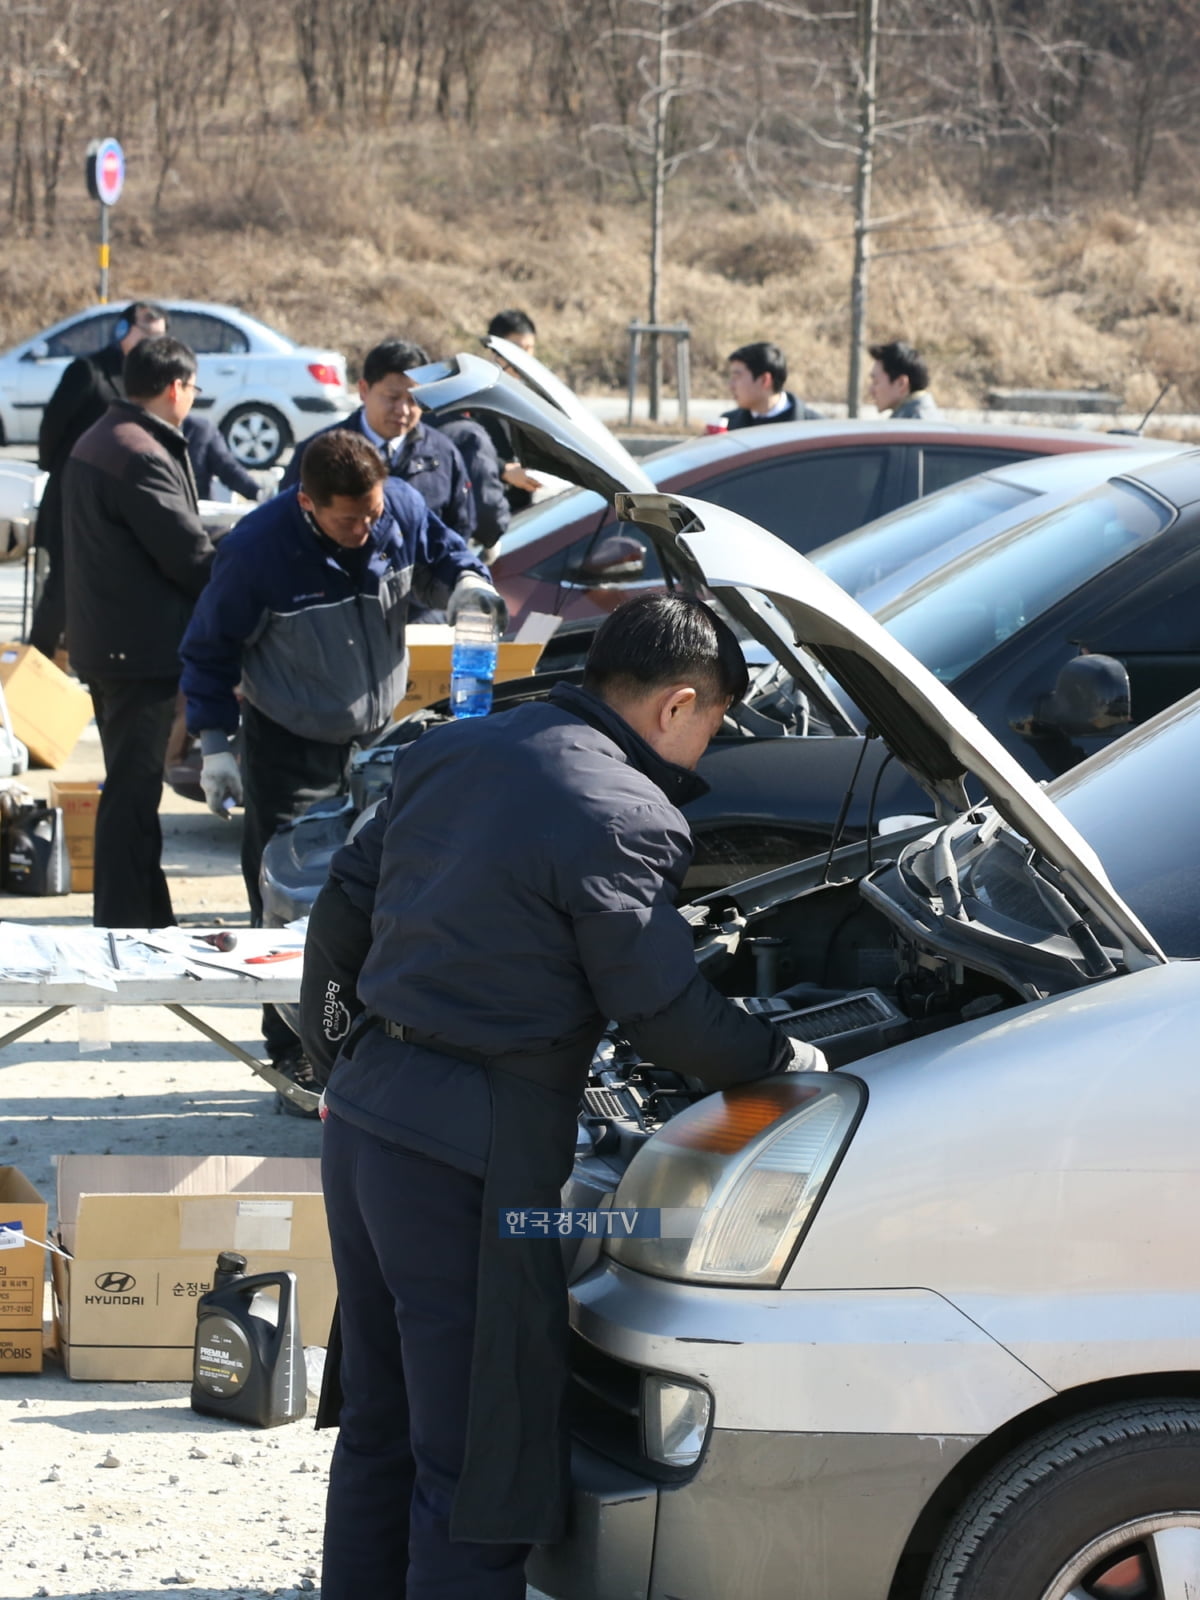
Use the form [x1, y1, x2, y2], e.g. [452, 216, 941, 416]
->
[191, 1251, 305, 1428]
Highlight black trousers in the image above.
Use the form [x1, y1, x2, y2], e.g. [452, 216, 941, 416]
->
[29, 559, 66, 661]
[321, 1111, 530, 1600]
[240, 702, 354, 1058]
[90, 675, 179, 929]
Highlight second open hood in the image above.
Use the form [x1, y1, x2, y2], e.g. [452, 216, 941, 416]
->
[410, 355, 1163, 970]
[620, 491, 1163, 972]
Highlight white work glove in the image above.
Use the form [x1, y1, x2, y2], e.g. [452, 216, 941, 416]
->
[447, 571, 508, 633]
[200, 749, 243, 818]
[783, 1036, 829, 1073]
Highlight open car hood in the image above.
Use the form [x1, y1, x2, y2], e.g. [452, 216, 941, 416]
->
[409, 350, 856, 734]
[622, 491, 1164, 971]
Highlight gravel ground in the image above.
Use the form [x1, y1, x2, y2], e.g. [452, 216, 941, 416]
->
[0, 726, 549, 1600]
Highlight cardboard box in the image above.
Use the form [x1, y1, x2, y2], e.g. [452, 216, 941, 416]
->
[52, 1155, 335, 1381]
[0, 1166, 49, 1374]
[48, 779, 101, 893]
[397, 624, 543, 715]
[0, 642, 93, 769]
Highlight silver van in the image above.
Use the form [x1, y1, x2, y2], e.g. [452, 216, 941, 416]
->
[412, 352, 1200, 1600]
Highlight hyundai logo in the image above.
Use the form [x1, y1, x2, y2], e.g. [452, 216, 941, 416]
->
[94, 1270, 136, 1293]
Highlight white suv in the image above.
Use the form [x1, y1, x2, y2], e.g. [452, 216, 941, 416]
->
[0, 300, 352, 467]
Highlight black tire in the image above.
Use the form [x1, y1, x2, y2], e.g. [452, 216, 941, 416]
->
[220, 403, 291, 469]
[921, 1400, 1200, 1600]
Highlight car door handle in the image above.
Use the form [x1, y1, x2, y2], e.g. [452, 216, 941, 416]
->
[216, 366, 238, 376]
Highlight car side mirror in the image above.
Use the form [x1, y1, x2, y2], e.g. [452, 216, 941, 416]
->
[567, 534, 647, 586]
[23, 341, 50, 362]
[1037, 652, 1131, 739]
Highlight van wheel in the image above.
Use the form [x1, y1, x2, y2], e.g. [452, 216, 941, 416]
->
[921, 1401, 1200, 1600]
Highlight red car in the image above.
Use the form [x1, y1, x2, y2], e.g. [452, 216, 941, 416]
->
[487, 416, 1140, 632]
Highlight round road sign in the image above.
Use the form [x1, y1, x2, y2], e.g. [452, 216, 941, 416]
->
[88, 138, 125, 207]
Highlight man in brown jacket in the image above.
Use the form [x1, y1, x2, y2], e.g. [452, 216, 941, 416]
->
[63, 336, 216, 927]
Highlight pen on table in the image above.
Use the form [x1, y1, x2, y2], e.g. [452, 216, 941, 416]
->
[107, 930, 121, 970]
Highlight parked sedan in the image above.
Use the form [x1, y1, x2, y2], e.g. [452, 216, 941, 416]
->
[0, 301, 351, 467]
[524, 492, 1200, 1600]
[475, 406, 1137, 631]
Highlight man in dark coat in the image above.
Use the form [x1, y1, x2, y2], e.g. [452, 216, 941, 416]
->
[182, 412, 263, 502]
[439, 308, 542, 520]
[179, 430, 498, 1096]
[63, 335, 215, 927]
[281, 337, 485, 546]
[435, 411, 509, 558]
[303, 594, 824, 1599]
[32, 302, 167, 658]
[719, 339, 823, 431]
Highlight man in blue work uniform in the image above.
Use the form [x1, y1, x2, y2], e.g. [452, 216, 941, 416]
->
[300, 595, 825, 1597]
[179, 429, 502, 1095]
[281, 337, 483, 545]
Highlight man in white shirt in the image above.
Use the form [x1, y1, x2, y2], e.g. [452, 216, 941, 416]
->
[718, 340, 824, 430]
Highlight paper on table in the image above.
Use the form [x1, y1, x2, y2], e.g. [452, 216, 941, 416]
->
[0, 921, 59, 980]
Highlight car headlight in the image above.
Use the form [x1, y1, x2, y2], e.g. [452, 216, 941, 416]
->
[607, 1073, 863, 1287]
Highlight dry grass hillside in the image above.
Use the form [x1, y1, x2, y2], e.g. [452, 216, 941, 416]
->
[4, 118, 1200, 416]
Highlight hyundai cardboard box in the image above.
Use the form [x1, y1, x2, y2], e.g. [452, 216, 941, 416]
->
[0, 1166, 49, 1373]
[51, 1155, 334, 1381]
[0, 643, 93, 769]
[398, 624, 544, 715]
[48, 779, 101, 893]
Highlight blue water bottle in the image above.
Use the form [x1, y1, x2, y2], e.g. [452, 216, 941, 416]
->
[450, 593, 500, 718]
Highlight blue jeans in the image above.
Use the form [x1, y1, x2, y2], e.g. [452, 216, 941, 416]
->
[320, 1111, 531, 1600]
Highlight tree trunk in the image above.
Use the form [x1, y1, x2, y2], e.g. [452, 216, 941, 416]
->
[846, 0, 879, 418]
[647, 0, 669, 421]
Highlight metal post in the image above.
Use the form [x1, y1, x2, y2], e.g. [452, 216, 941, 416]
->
[846, 0, 879, 418]
[676, 333, 690, 428]
[627, 325, 643, 425]
[98, 203, 110, 303]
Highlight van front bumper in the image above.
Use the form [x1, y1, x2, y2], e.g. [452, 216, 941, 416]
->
[529, 1428, 978, 1600]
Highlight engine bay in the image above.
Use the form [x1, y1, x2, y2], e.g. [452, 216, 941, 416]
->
[572, 828, 1110, 1187]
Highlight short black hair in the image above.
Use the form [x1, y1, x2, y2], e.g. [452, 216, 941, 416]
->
[728, 341, 787, 393]
[361, 338, 430, 386]
[868, 339, 930, 394]
[120, 301, 168, 333]
[487, 308, 537, 341]
[300, 429, 388, 504]
[583, 593, 748, 708]
[123, 336, 195, 400]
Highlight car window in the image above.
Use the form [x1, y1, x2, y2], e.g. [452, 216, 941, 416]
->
[695, 450, 891, 551]
[920, 448, 1029, 495]
[497, 488, 605, 558]
[527, 519, 663, 587]
[879, 483, 1173, 683]
[1083, 555, 1200, 653]
[1051, 694, 1200, 955]
[45, 314, 120, 359]
[812, 476, 1033, 597]
[167, 312, 249, 355]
